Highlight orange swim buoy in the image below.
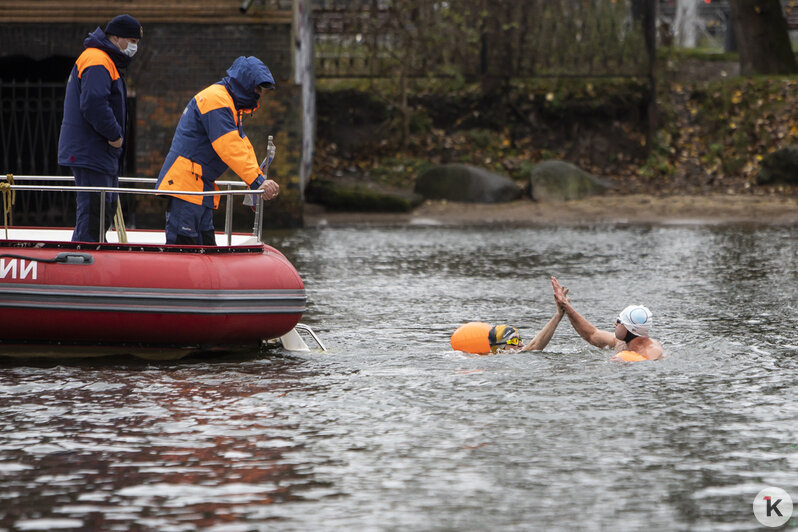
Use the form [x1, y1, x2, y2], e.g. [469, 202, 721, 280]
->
[615, 350, 648, 362]
[451, 322, 492, 354]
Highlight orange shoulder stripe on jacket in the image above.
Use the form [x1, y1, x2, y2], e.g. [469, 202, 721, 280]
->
[75, 48, 120, 80]
[210, 130, 262, 186]
[194, 84, 237, 124]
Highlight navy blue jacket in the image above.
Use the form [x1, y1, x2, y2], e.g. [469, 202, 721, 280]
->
[58, 28, 131, 175]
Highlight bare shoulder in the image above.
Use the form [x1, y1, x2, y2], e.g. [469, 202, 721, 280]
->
[634, 337, 664, 360]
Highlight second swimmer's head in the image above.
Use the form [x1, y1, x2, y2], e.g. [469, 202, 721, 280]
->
[488, 324, 522, 353]
[615, 305, 653, 341]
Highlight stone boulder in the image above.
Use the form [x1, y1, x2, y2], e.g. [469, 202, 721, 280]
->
[527, 160, 612, 201]
[414, 164, 522, 203]
[305, 178, 424, 212]
[756, 146, 798, 186]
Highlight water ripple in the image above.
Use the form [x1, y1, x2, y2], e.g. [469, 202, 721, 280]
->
[2, 225, 797, 530]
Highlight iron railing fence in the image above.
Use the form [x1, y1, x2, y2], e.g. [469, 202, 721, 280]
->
[0, 81, 64, 176]
[312, 0, 651, 79]
[0, 81, 71, 226]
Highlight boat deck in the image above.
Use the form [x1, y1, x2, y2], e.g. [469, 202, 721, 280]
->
[2, 228, 261, 247]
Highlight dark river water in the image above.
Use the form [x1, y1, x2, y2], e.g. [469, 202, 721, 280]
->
[1, 222, 797, 531]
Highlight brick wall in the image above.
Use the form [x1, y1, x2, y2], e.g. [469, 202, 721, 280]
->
[129, 23, 292, 95]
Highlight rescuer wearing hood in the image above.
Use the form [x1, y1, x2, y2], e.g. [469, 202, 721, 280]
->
[156, 56, 280, 245]
[58, 14, 143, 242]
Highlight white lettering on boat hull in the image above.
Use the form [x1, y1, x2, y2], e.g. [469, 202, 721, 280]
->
[0, 259, 38, 280]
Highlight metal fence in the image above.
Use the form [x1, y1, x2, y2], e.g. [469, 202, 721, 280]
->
[0, 81, 73, 225]
[312, 0, 651, 79]
[0, 81, 64, 176]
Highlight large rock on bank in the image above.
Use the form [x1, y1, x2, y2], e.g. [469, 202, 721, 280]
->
[528, 160, 612, 201]
[756, 146, 798, 186]
[305, 178, 424, 212]
[414, 164, 522, 203]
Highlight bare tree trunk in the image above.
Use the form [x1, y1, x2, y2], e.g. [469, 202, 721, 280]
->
[400, 68, 409, 147]
[674, 0, 697, 47]
[482, 0, 489, 70]
[633, 0, 658, 147]
[728, 0, 798, 75]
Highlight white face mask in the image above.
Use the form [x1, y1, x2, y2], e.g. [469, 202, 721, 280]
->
[122, 42, 137, 57]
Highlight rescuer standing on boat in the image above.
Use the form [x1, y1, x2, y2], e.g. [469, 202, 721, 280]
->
[156, 56, 280, 245]
[58, 14, 142, 242]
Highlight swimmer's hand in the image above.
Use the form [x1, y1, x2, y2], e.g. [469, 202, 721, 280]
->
[551, 276, 570, 310]
[555, 286, 569, 316]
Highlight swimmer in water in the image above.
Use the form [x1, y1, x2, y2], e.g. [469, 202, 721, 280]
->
[486, 285, 569, 354]
[550, 276, 663, 360]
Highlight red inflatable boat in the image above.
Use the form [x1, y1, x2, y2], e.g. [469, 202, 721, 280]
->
[0, 228, 306, 354]
[0, 175, 318, 358]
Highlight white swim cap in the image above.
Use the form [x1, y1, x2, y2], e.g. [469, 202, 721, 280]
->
[618, 305, 653, 337]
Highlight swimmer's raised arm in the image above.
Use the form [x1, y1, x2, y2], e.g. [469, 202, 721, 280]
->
[521, 290, 567, 351]
[551, 276, 618, 349]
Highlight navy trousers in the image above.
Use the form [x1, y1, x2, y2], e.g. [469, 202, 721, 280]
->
[71, 167, 117, 242]
[165, 197, 216, 245]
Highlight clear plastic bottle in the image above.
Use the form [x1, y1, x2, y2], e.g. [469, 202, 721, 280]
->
[248, 135, 277, 207]
[266, 135, 276, 170]
[259, 135, 276, 175]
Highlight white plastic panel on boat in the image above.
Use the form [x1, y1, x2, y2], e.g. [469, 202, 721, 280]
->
[1, 228, 257, 246]
[279, 328, 310, 351]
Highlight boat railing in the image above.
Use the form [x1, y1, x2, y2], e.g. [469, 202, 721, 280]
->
[1, 174, 268, 245]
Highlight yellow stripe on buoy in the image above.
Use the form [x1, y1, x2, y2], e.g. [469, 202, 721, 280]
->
[451, 322, 492, 354]
[616, 350, 647, 362]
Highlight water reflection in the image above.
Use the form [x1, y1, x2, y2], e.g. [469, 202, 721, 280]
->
[1, 223, 797, 530]
[0, 356, 335, 529]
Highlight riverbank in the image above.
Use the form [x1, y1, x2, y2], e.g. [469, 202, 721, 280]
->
[304, 193, 798, 226]
[312, 70, 798, 230]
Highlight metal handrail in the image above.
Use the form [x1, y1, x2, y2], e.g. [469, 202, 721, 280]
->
[295, 323, 327, 351]
[7, 184, 257, 195]
[2, 175, 265, 245]
[7, 175, 251, 188]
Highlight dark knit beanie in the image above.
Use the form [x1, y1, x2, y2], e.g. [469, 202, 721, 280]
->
[105, 14, 142, 39]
